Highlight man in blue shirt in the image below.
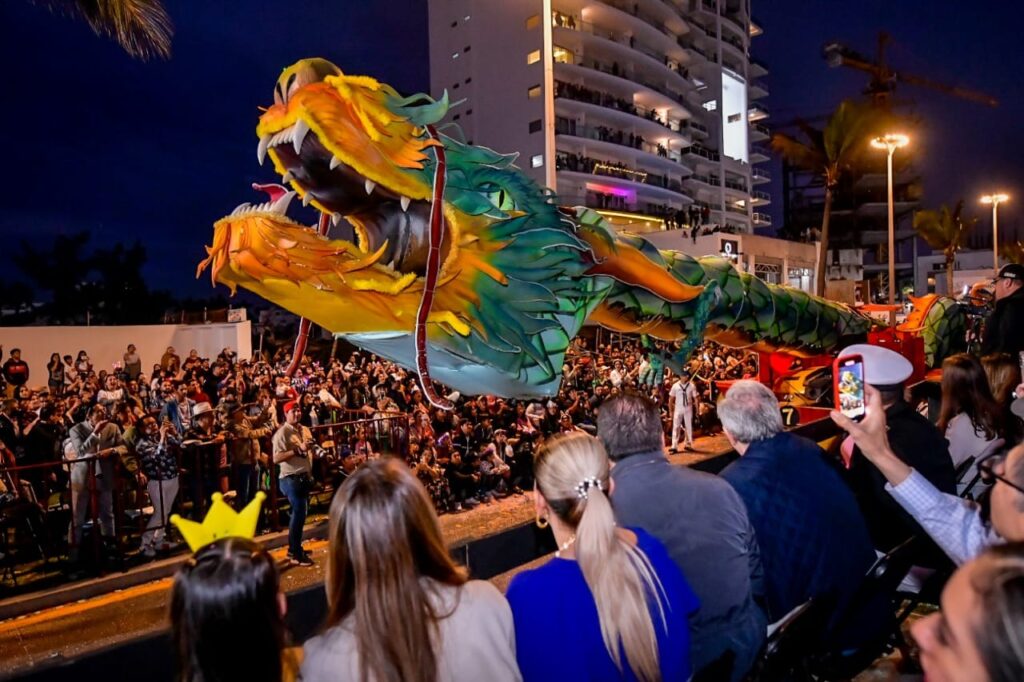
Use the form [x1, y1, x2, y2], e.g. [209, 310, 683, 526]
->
[718, 380, 889, 648]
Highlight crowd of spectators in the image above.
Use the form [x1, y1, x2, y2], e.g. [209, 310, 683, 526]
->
[0, 336, 757, 566]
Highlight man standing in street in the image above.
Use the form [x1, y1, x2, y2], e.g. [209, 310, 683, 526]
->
[981, 263, 1024, 356]
[669, 370, 698, 452]
[272, 401, 314, 566]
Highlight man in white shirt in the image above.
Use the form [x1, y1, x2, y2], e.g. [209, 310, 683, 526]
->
[668, 371, 699, 452]
[833, 385, 1024, 565]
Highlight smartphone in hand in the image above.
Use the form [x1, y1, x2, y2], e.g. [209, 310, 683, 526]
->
[833, 354, 866, 422]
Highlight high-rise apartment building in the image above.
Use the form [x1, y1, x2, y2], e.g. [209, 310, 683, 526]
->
[427, 0, 770, 235]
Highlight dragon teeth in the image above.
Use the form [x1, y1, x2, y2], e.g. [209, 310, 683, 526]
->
[331, 213, 342, 226]
[365, 179, 376, 195]
[400, 196, 411, 212]
[231, 202, 252, 216]
[302, 193, 312, 207]
[271, 191, 296, 215]
[292, 118, 310, 154]
[282, 171, 293, 183]
[257, 135, 270, 165]
[330, 155, 342, 170]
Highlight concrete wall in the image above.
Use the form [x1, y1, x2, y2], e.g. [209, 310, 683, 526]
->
[914, 249, 997, 295]
[0, 322, 251, 388]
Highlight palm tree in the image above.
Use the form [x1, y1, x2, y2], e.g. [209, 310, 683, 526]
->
[1001, 241, 1024, 266]
[771, 100, 882, 296]
[32, 0, 173, 60]
[913, 201, 977, 295]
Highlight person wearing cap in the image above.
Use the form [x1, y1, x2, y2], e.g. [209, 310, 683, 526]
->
[981, 263, 1024, 356]
[272, 401, 314, 566]
[184, 401, 230, 507]
[833, 385, 1024, 566]
[225, 400, 273, 507]
[841, 344, 957, 568]
[668, 369, 699, 452]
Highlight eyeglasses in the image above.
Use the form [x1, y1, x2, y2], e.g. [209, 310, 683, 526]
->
[978, 453, 1024, 496]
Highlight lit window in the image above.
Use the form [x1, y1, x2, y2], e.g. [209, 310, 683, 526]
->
[553, 46, 571, 64]
[527, 49, 541, 65]
[702, 100, 717, 111]
[528, 84, 542, 98]
[526, 14, 540, 30]
[529, 119, 542, 133]
[531, 154, 544, 168]
[452, 52, 460, 60]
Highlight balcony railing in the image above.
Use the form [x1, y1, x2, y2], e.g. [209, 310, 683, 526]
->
[752, 190, 771, 201]
[753, 212, 772, 224]
[554, 80, 687, 133]
[552, 11, 693, 82]
[597, 0, 677, 41]
[752, 122, 771, 137]
[555, 119, 687, 166]
[752, 168, 772, 181]
[725, 179, 748, 192]
[555, 150, 686, 194]
[684, 143, 720, 162]
[750, 143, 770, 157]
[685, 120, 709, 135]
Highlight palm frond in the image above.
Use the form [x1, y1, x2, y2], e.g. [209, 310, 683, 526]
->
[33, 0, 173, 60]
[770, 132, 825, 173]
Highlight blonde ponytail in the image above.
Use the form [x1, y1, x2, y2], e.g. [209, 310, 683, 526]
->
[535, 433, 667, 682]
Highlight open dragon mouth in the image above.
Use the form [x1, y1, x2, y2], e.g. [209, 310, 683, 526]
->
[258, 121, 450, 277]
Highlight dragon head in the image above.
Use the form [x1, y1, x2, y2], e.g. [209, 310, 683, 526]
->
[199, 58, 614, 397]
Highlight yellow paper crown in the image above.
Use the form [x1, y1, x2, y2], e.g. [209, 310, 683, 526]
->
[170, 491, 266, 552]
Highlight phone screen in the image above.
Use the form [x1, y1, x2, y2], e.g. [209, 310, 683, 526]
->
[835, 356, 866, 420]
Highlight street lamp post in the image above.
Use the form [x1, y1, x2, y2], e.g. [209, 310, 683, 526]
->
[981, 193, 1010, 273]
[870, 133, 910, 319]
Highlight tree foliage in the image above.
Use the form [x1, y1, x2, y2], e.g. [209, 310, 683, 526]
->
[913, 201, 977, 294]
[30, 0, 173, 60]
[772, 100, 886, 295]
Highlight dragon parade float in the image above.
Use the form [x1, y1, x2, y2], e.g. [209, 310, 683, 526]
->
[198, 58, 967, 413]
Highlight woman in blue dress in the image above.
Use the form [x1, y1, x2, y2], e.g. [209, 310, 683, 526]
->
[507, 432, 699, 681]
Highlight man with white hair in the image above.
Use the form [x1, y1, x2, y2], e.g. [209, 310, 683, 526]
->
[718, 380, 889, 649]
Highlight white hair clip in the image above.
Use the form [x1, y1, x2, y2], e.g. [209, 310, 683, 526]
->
[575, 476, 602, 500]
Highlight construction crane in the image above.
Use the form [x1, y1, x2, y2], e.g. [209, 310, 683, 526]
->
[823, 32, 998, 108]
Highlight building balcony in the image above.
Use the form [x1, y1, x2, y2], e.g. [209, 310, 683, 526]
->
[683, 143, 720, 163]
[752, 189, 771, 205]
[554, 59, 692, 120]
[553, 80, 691, 143]
[752, 167, 771, 183]
[555, 151, 690, 201]
[555, 121, 694, 175]
[683, 119, 709, 137]
[749, 79, 769, 99]
[750, 57, 769, 76]
[551, 15, 694, 92]
[750, 144, 770, 162]
[593, 0, 689, 43]
[748, 103, 769, 122]
[753, 212, 772, 226]
[750, 122, 770, 141]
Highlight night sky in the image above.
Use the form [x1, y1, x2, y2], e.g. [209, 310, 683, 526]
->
[1, 1, 1020, 298]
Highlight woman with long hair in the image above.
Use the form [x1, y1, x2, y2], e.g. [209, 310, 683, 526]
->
[46, 353, 64, 396]
[982, 353, 1024, 445]
[938, 354, 1003, 491]
[301, 458, 520, 682]
[170, 537, 297, 682]
[507, 432, 697, 681]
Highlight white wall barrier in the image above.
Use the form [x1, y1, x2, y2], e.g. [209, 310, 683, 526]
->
[0, 321, 252, 387]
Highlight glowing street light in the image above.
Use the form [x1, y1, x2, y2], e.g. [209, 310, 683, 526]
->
[871, 133, 910, 315]
[981, 193, 1010, 273]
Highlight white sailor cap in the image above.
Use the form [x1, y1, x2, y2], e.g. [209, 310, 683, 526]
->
[841, 344, 913, 387]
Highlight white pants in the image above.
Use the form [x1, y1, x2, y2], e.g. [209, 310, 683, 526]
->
[141, 477, 179, 550]
[672, 409, 694, 449]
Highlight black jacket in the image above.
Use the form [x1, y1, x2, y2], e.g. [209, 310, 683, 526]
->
[847, 400, 956, 568]
[981, 286, 1024, 356]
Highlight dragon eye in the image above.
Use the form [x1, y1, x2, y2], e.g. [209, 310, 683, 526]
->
[487, 189, 516, 212]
